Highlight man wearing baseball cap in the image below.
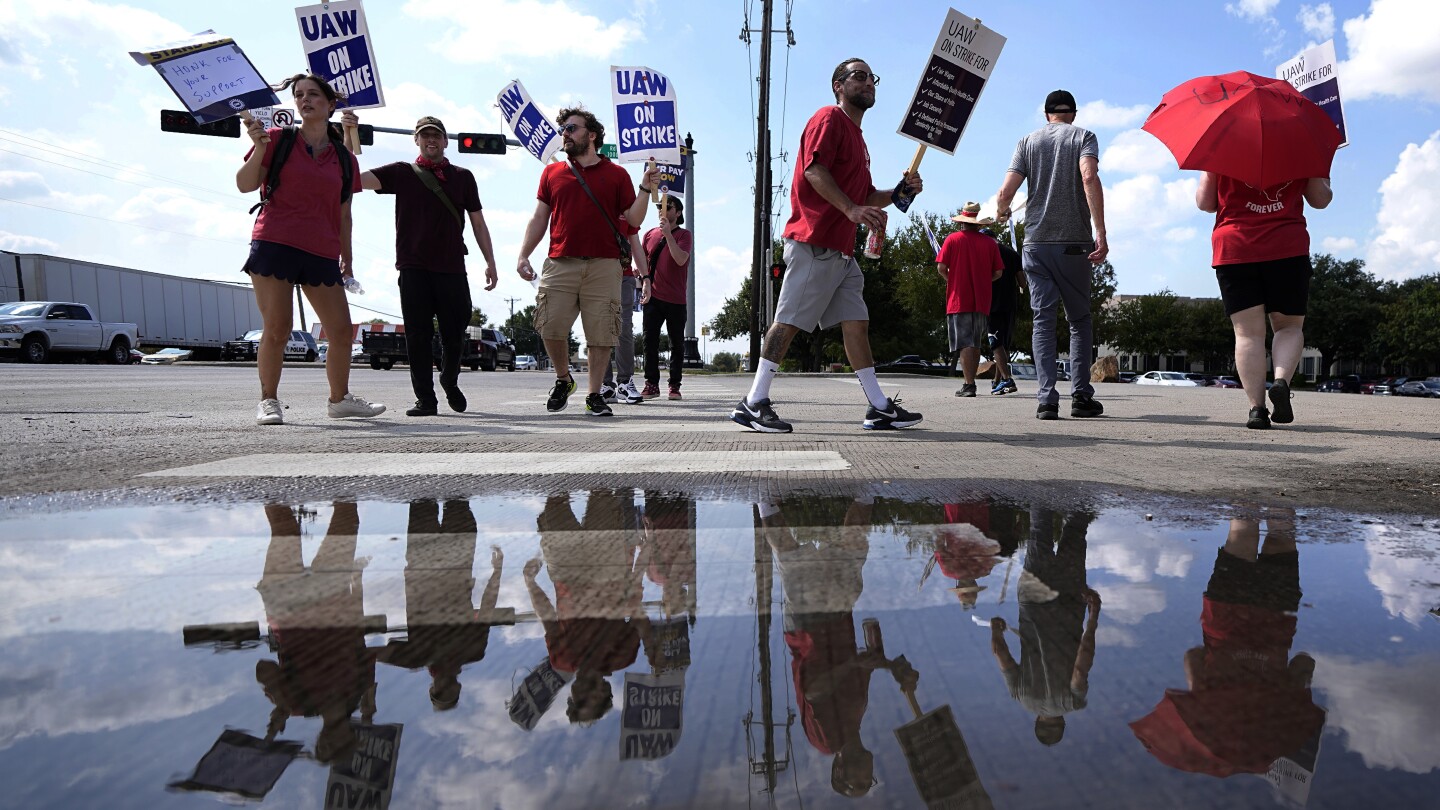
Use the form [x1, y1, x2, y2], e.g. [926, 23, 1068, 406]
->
[935, 201, 1005, 398]
[343, 111, 499, 417]
[993, 90, 1109, 421]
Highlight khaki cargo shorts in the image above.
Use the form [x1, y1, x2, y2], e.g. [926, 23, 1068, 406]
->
[533, 256, 622, 348]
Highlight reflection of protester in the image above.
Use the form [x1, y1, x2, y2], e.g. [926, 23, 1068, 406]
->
[237, 73, 384, 426]
[936, 202, 1004, 398]
[601, 223, 648, 406]
[640, 492, 698, 623]
[731, 58, 923, 434]
[639, 195, 693, 401]
[382, 500, 501, 711]
[345, 112, 499, 417]
[524, 491, 648, 724]
[254, 502, 376, 764]
[1130, 512, 1324, 776]
[1195, 173, 1332, 430]
[989, 507, 1099, 746]
[928, 502, 1013, 608]
[994, 89, 1107, 421]
[985, 230, 1026, 395]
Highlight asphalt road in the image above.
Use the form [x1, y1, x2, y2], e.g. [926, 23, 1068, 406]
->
[2, 363, 1437, 515]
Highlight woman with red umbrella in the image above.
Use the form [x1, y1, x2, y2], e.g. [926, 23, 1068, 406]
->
[1144, 71, 1340, 429]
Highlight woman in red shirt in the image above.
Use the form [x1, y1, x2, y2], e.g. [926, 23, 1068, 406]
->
[236, 74, 384, 426]
[1197, 173, 1332, 429]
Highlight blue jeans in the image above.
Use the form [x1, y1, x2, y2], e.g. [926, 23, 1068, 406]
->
[1023, 244, 1096, 406]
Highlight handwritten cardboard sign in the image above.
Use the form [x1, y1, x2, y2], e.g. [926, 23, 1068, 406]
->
[130, 31, 280, 123]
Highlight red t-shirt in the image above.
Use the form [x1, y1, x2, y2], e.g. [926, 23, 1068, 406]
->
[781, 106, 875, 256]
[1210, 176, 1310, 266]
[784, 615, 869, 755]
[643, 227, 692, 305]
[247, 128, 363, 260]
[937, 231, 1003, 314]
[537, 158, 638, 259]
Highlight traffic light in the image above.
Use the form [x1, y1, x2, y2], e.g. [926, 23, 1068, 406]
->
[457, 133, 507, 154]
[770, 262, 785, 282]
[357, 124, 374, 146]
[159, 110, 240, 138]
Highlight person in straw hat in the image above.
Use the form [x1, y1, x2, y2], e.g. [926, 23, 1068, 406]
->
[936, 202, 1005, 397]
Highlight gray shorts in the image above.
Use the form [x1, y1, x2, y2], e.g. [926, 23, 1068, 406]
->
[773, 239, 869, 332]
[947, 312, 989, 352]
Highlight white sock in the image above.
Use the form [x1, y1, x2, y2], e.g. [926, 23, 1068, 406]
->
[747, 359, 780, 405]
[855, 367, 889, 408]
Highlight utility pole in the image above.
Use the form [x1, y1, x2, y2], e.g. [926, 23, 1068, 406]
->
[683, 133, 703, 368]
[504, 297, 521, 321]
[747, 0, 774, 372]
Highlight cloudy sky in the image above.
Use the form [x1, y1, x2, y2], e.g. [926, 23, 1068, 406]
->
[1, 0, 1437, 356]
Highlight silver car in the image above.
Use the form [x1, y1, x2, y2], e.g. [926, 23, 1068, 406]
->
[1135, 371, 1201, 387]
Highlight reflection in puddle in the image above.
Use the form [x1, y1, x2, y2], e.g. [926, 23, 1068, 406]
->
[0, 494, 1437, 808]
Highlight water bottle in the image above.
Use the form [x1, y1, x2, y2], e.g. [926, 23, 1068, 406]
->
[343, 276, 364, 295]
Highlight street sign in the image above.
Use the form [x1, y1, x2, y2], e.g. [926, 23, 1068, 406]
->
[1276, 40, 1348, 148]
[599, 143, 618, 159]
[897, 9, 1006, 155]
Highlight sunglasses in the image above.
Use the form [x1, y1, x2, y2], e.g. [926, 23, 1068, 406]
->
[560, 122, 585, 134]
[842, 70, 880, 85]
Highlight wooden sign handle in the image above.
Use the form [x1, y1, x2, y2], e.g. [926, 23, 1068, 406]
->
[344, 122, 362, 156]
[647, 158, 661, 204]
[906, 144, 927, 178]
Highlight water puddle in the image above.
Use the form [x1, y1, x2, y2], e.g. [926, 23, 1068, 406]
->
[0, 494, 1437, 808]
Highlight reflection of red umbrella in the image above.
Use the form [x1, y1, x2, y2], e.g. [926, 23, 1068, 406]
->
[1130, 687, 1325, 777]
[1142, 70, 1342, 189]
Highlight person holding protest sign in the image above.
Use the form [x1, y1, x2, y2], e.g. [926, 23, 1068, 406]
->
[731, 58, 924, 434]
[994, 90, 1107, 421]
[600, 222, 647, 406]
[516, 106, 661, 418]
[640, 194, 692, 400]
[342, 111, 500, 418]
[1195, 173, 1331, 430]
[237, 73, 385, 425]
[935, 202, 1004, 398]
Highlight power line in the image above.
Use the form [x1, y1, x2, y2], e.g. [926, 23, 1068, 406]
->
[0, 195, 250, 246]
[0, 130, 245, 203]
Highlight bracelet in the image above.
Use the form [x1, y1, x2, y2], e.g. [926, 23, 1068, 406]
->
[638, 185, 652, 194]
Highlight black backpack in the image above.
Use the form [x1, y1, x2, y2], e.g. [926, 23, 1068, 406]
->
[248, 125, 354, 215]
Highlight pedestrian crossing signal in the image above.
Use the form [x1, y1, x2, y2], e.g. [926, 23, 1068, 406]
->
[159, 110, 240, 138]
[458, 133, 507, 154]
[770, 262, 785, 281]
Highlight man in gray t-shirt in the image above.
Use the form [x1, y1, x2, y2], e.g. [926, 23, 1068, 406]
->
[995, 90, 1109, 420]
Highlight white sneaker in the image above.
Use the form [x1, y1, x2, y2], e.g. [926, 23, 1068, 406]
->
[618, 380, 644, 405]
[328, 393, 386, 418]
[256, 398, 284, 425]
[600, 384, 618, 404]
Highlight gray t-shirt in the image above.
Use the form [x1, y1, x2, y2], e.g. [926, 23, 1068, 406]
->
[1008, 122, 1099, 244]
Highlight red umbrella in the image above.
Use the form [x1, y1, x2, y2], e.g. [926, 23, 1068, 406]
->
[1142, 70, 1342, 190]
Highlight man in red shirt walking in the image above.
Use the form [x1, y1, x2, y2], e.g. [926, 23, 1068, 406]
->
[730, 58, 924, 434]
[936, 202, 1005, 397]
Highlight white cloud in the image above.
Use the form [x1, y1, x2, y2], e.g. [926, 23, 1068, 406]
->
[1313, 654, 1440, 774]
[0, 0, 189, 76]
[1077, 100, 1152, 130]
[1365, 131, 1440, 280]
[1321, 235, 1358, 253]
[0, 230, 59, 252]
[0, 169, 50, 198]
[111, 187, 254, 247]
[1340, 0, 1440, 102]
[1227, 0, 1281, 20]
[1298, 3, 1336, 39]
[1101, 129, 1176, 175]
[1364, 525, 1440, 626]
[400, 0, 643, 64]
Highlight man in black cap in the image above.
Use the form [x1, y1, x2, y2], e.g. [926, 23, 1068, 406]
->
[343, 111, 499, 416]
[994, 90, 1108, 421]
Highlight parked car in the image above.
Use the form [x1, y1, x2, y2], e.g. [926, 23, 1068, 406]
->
[0, 301, 139, 364]
[877, 354, 939, 372]
[141, 347, 193, 365]
[1395, 380, 1440, 398]
[1184, 373, 1215, 386]
[1213, 376, 1242, 389]
[1135, 371, 1201, 386]
[1010, 363, 1037, 380]
[471, 327, 517, 371]
[1316, 375, 1363, 394]
[1118, 371, 1137, 383]
[514, 354, 539, 370]
[1371, 377, 1410, 395]
[221, 329, 319, 362]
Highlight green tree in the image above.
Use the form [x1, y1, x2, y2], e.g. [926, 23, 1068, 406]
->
[469, 306, 489, 328]
[1108, 290, 1187, 357]
[1377, 273, 1440, 370]
[1306, 254, 1384, 374]
[710, 351, 742, 372]
[1183, 298, 1234, 370]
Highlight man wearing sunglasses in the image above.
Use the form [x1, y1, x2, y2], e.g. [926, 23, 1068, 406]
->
[517, 107, 660, 417]
[731, 58, 924, 434]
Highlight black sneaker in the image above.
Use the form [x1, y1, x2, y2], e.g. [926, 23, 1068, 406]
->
[1268, 379, 1294, 424]
[955, 383, 977, 398]
[546, 376, 577, 412]
[585, 393, 614, 417]
[1037, 403, 1060, 420]
[443, 385, 467, 413]
[863, 397, 923, 430]
[1247, 406, 1272, 429]
[1002, 379, 1018, 394]
[731, 398, 792, 433]
[406, 401, 438, 417]
[1071, 392, 1104, 418]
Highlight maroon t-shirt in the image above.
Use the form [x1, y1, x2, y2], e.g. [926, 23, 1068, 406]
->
[781, 106, 875, 256]
[537, 157, 638, 259]
[371, 160, 481, 274]
[247, 127, 363, 260]
[1210, 176, 1311, 266]
[643, 226, 692, 305]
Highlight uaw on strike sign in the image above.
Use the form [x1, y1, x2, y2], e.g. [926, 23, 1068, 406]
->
[295, 0, 385, 108]
[610, 66, 682, 165]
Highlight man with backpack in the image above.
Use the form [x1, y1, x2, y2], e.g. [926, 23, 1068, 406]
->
[344, 112, 499, 417]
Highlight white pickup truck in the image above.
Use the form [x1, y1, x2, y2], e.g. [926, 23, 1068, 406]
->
[0, 301, 140, 364]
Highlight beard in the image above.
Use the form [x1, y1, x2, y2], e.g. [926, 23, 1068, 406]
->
[562, 137, 589, 158]
[844, 88, 875, 110]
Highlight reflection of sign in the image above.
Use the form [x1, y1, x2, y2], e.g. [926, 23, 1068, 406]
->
[610, 65, 681, 164]
[130, 31, 280, 124]
[326, 722, 402, 810]
[620, 669, 685, 760]
[645, 616, 691, 671]
[508, 657, 573, 730]
[1276, 40, 1347, 148]
[894, 705, 993, 809]
[897, 9, 1006, 155]
[1260, 722, 1325, 808]
[498, 80, 561, 163]
[295, 1, 385, 109]
[167, 730, 301, 801]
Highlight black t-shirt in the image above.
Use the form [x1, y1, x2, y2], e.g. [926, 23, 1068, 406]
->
[990, 240, 1023, 315]
[372, 161, 482, 274]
